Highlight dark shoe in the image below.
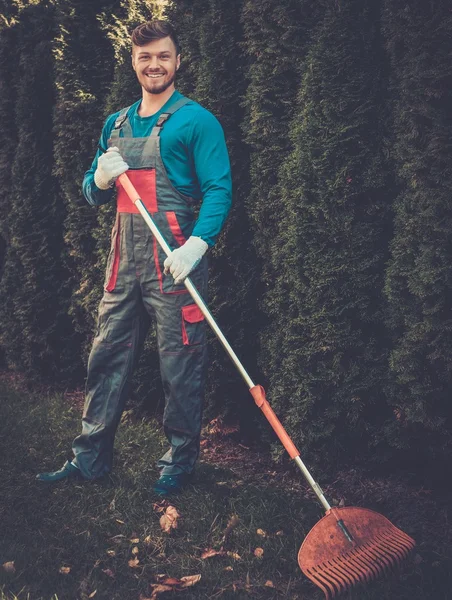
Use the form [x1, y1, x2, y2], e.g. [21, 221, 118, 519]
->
[36, 460, 84, 483]
[153, 473, 191, 497]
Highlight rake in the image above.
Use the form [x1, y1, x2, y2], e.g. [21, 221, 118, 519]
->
[113, 166, 416, 598]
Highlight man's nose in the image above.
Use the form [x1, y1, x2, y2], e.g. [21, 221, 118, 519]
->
[149, 56, 159, 69]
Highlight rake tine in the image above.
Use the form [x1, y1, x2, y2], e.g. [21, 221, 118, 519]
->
[324, 560, 352, 592]
[320, 563, 348, 595]
[360, 540, 394, 571]
[348, 547, 381, 580]
[329, 557, 359, 588]
[333, 554, 366, 584]
[309, 565, 338, 599]
[384, 531, 415, 554]
[375, 533, 409, 561]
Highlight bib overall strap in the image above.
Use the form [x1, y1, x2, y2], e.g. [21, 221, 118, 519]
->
[150, 97, 191, 137]
[110, 106, 133, 140]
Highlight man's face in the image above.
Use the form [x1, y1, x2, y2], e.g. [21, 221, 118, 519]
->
[132, 36, 180, 95]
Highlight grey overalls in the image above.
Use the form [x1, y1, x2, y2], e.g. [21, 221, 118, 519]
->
[72, 97, 208, 479]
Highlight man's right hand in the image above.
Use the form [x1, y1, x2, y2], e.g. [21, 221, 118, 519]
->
[94, 146, 129, 190]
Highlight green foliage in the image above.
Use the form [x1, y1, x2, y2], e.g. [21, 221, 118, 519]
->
[383, 0, 452, 459]
[0, 2, 75, 381]
[260, 0, 394, 467]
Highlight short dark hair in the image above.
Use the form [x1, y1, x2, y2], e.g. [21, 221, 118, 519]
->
[131, 20, 180, 55]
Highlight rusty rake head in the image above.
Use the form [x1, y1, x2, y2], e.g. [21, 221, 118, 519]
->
[298, 506, 415, 599]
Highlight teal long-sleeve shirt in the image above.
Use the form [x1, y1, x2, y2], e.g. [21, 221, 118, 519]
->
[82, 91, 232, 247]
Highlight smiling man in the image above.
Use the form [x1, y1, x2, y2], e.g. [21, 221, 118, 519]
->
[37, 20, 232, 496]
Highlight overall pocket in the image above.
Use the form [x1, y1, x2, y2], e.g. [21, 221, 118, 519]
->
[181, 303, 205, 346]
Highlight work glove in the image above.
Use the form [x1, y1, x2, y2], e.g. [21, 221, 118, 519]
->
[94, 146, 129, 190]
[164, 236, 208, 284]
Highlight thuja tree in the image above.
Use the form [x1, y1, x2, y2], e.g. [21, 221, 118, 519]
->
[383, 0, 452, 461]
[264, 0, 393, 468]
[52, 0, 121, 373]
[167, 0, 259, 427]
[0, 1, 74, 380]
[240, 0, 322, 438]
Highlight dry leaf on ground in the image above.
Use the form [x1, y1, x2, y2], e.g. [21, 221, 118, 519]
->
[227, 551, 241, 561]
[132, 546, 139, 555]
[2, 562, 15, 573]
[256, 528, 267, 537]
[265, 580, 275, 588]
[130, 538, 140, 543]
[254, 547, 264, 558]
[159, 505, 180, 533]
[59, 566, 71, 575]
[148, 574, 201, 599]
[201, 548, 224, 560]
[88, 591, 97, 598]
[106, 550, 116, 557]
[128, 557, 140, 568]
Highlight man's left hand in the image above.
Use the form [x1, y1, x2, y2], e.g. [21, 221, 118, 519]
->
[164, 236, 208, 284]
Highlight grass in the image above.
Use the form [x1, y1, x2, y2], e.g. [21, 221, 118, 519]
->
[0, 376, 451, 600]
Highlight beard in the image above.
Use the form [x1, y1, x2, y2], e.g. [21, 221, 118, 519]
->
[142, 72, 176, 95]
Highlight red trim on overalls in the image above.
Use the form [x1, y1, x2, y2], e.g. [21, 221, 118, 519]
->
[105, 218, 121, 292]
[181, 304, 205, 345]
[165, 211, 186, 247]
[116, 169, 157, 213]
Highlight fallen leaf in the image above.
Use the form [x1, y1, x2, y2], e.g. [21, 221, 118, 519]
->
[132, 546, 139, 555]
[157, 577, 181, 585]
[180, 574, 201, 588]
[256, 528, 267, 537]
[115, 519, 125, 525]
[88, 591, 97, 598]
[106, 550, 116, 557]
[201, 548, 222, 559]
[224, 566, 233, 572]
[2, 562, 15, 573]
[148, 575, 201, 599]
[109, 499, 116, 511]
[102, 568, 115, 578]
[159, 505, 180, 533]
[265, 580, 275, 588]
[59, 566, 71, 575]
[276, 530, 284, 536]
[226, 552, 241, 561]
[130, 538, 140, 544]
[254, 547, 264, 558]
[143, 535, 152, 546]
[149, 584, 173, 599]
[128, 557, 140, 568]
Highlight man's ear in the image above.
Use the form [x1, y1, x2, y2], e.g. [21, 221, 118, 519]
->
[176, 54, 181, 71]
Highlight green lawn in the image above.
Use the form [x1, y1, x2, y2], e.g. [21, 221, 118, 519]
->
[0, 378, 450, 600]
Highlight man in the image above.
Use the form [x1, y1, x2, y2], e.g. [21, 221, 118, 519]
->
[37, 20, 232, 496]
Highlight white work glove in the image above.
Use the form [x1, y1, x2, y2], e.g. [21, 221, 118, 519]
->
[164, 236, 208, 284]
[94, 146, 129, 190]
